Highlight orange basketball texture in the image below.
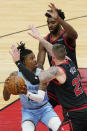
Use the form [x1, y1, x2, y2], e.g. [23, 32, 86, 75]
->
[4, 72, 26, 95]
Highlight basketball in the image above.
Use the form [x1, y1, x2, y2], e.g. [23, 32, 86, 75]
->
[4, 72, 27, 95]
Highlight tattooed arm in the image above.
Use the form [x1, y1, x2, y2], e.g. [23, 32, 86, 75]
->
[10, 46, 65, 85]
[38, 66, 60, 83]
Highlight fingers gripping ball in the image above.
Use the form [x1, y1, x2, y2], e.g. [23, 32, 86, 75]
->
[4, 72, 27, 95]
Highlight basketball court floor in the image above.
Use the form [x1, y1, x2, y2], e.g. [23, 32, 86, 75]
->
[0, 0, 87, 130]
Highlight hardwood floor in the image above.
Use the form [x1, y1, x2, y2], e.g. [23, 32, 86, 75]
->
[0, 0, 87, 108]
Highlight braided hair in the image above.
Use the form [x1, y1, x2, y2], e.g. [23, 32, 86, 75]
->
[17, 41, 32, 64]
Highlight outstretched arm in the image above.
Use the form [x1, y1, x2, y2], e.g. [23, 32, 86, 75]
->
[38, 66, 60, 83]
[28, 25, 53, 55]
[16, 59, 60, 84]
[48, 3, 78, 46]
[9, 46, 60, 85]
[37, 42, 46, 69]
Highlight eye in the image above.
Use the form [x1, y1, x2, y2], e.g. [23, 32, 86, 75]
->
[51, 21, 56, 24]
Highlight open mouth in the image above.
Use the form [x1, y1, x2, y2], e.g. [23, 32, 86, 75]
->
[49, 28, 53, 31]
[49, 28, 55, 33]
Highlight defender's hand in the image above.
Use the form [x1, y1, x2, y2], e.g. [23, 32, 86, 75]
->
[28, 25, 42, 41]
[48, 3, 60, 20]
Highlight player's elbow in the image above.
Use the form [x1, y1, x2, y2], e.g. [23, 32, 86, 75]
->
[71, 31, 78, 39]
[73, 31, 78, 39]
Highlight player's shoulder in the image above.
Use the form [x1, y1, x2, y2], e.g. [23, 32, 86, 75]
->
[44, 33, 50, 40]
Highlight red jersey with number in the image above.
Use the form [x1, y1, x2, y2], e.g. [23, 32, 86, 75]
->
[54, 60, 87, 109]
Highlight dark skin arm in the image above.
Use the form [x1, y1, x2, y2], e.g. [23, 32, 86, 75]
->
[3, 86, 11, 101]
[59, 19, 77, 47]
[3, 71, 17, 101]
[37, 42, 46, 69]
[48, 3, 78, 47]
[37, 3, 78, 68]
[3, 71, 27, 101]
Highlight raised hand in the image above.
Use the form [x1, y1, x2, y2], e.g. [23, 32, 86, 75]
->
[28, 25, 42, 40]
[9, 45, 20, 63]
[47, 3, 60, 20]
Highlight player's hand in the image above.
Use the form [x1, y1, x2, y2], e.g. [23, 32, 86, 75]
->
[28, 25, 42, 41]
[47, 3, 60, 20]
[9, 45, 20, 63]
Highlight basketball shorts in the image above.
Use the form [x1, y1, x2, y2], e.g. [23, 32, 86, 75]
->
[22, 102, 58, 126]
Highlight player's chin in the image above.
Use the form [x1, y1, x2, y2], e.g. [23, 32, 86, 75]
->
[49, 29, 54, 33]
[33, 64, 37, 69]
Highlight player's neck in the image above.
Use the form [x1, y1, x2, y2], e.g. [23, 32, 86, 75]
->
[32, 68, 37, 73]
[27, 67, 36, 73]
[55, 59, 66, 66]
[51, 27, 62, 40]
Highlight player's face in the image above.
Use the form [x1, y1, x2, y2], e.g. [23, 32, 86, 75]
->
[47, 17, 60, 34]
[24, 53, 37, 71]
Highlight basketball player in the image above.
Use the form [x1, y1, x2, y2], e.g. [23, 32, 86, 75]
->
[3, 42, 61, 131]
[38, 3, 78, 68]
[10, 25, 87, 131]
[37, 3, 78, 112]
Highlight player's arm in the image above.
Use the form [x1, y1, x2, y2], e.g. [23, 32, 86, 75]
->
[3, 78, 11, 101]
[37, 42, 46, 69]
[26, 83, 46, 103]
[38, 66, 60, 83]
[48, 3, 78, 47]
[15, 60, 60, 84]
[9, 46, 60, 84]
[28, 25, 53, 55]
[3, 71, 18, 101]
[3, 86, 11, 101]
